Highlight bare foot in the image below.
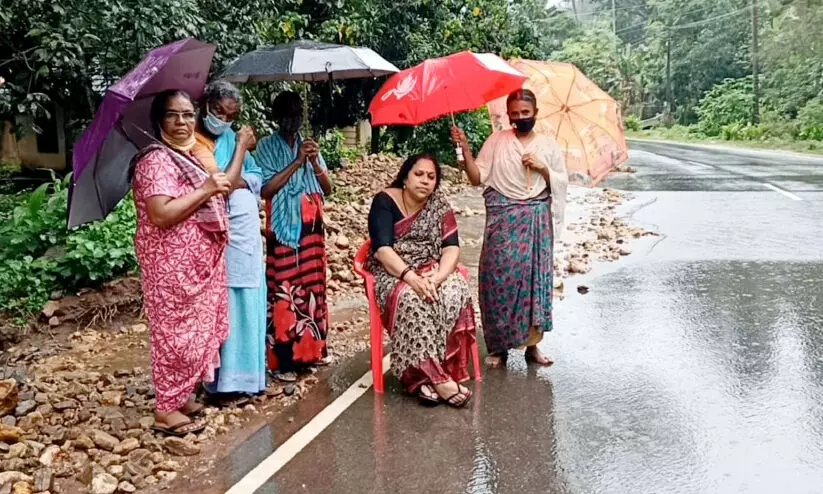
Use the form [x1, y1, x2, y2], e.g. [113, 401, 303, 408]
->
[154, 409, 191, 429]
[525, 346, 553, 366]
[180, 396, 203, 416]
[485, 354, 506, 368]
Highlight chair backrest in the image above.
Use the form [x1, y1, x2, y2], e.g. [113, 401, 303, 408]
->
[353, 240, 372, 278]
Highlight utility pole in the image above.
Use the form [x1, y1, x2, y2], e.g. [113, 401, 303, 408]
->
[612, 0, 617, 34]
[751, 0, 760, 123]
[665, 33, 672, 121]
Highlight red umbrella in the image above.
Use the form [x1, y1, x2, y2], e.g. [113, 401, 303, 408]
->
[368, 51, 526, 126]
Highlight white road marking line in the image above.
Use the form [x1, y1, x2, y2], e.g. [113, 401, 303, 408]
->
[225, 354, 391, 494]
[763, 183, 803, 201]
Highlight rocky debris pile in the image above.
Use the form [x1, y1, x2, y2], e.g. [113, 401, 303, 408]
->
[0, 325, 316, 493]
[553, 188, 657, 295]
[614, 163, 637, 173]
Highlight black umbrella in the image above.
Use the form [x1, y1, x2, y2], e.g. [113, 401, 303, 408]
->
[221, 40, 399, 83]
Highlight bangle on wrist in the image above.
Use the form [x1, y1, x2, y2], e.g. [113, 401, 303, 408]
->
[399, 267, 413, 281]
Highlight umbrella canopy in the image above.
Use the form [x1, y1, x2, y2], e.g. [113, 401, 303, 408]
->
[487, 60, 629, 187]
[368, 51, 526, 127]
[68, 38, 216, 228]
[221, 40, 399, 83]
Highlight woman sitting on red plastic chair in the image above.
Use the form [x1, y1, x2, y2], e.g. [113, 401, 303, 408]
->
[366, 153, 478, 408]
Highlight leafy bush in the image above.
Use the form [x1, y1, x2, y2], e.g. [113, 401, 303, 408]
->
[696, 77, 754, 137]
[0, 176, 137, 317]
[758, 110, 799, 140]
[797, 97, 823, 141]
[623, 115, 641, 132]
[721, 122, 766, 141]
[318, 128, 363, 171]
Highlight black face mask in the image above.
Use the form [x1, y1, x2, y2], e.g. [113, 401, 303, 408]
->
[512, 118, 536, 134]
[279, 116, 302, 134]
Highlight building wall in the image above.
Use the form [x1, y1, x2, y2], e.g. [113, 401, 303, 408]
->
[0, 108, 67, 171]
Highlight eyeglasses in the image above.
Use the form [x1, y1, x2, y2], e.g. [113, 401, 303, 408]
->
[164, 111, 197, 122]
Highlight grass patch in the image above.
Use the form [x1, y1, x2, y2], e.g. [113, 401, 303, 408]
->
[626, 128, 823, 156]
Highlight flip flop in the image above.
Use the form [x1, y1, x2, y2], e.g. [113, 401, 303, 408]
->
[442, 385, 472, 408]
[417, 384, 440, 407]
[152, 420, 206, 438]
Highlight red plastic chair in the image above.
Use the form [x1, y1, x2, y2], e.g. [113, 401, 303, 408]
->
[352, 240, 482, 394]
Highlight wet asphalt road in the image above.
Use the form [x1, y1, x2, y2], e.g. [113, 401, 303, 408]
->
[228, 141, 823, 493]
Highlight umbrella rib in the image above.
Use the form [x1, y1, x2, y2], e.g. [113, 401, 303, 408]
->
[565, 113, 594, 176]
[569, 98, 615, 109]
[568, 109, 623, 143]
[518, 59, 567, 104]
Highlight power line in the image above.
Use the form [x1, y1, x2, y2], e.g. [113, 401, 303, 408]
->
[671, 4, 754, 30]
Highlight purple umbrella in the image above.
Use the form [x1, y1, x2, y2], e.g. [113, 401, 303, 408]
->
[68, 38, 216, 228]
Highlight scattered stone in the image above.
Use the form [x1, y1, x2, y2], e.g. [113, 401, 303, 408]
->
[0, 473, 32, 488]
[1, 416, 16, 427]
[0, 443, 9, 454]
[8, 443, 28, 459]
[89, 431, 118, 452]
[74, 435, 95, 451]
[100, 392, 121, 407]
[152, 460, 180, 473]
[568, 260, 591, 274]
[38, 446, 60, 467]
[106, 465, 123, 477]
[32, 469, 53, 493]
[112, 438, 138, 455]
[14, 401, 36, 417]
[15, 413, 42, 432]
[11, 482, 32, 494]
[98, 454, 122, 468]
[24, 442, 44, 458]
[0, 424, 23, 443]
[0, 380, 19, 417]
[47, 318, 60, 328]
[116, 481, 136, 493]
[162, 437, 200, 457]
[156, 471, 177, 483]
[126, 449, 150, 466]
[90, 473, 118, 494]
[577, 285, 590, 295]
[284, 384, 296, 397]
[334, 235, 351, 249]
[52, 400, 79, 412]
[41, 301, 62, 319]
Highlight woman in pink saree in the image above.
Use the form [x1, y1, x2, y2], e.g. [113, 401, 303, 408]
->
[367, 154, 477, 407]
[131, 90, 231, 436]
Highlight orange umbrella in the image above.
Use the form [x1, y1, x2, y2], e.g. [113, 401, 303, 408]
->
[487, 60, 629, 187]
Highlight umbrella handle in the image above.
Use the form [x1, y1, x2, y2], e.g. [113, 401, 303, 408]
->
[450, 111, 464, 163]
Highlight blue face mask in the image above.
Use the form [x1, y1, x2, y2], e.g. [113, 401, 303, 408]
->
[204, 107, 231, 136]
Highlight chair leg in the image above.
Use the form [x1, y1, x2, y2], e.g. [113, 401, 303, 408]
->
[371, 320, 385, 394]
[471, 341, 482, 382]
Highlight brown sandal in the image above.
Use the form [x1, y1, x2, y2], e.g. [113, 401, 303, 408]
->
[152, 419, 205, 437]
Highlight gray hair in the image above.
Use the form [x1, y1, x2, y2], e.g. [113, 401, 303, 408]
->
[203, 80, 242, 106]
